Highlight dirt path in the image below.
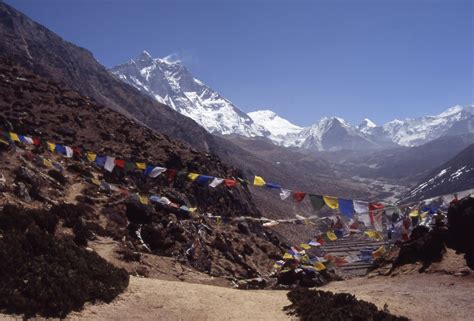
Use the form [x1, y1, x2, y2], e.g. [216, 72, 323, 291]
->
[67, 276, 293, 321]
[323, 273, 474, 321]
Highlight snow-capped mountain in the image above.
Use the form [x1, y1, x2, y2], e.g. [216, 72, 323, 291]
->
[111, 52, 473, 152]
[110, 51, 267, 137]
[376, 105, 474, 147]
[247, 110, 302, 145]
[402, 143, 474, 202]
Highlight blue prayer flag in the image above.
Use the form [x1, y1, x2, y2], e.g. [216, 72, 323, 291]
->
[95, 156, 106, 167]
[338, 198, 355, 218]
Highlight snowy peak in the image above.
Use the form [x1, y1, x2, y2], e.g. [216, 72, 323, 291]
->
[358, 118, 377, 134]
[248, 110, 302, 144]
[110, 51, 267, 137]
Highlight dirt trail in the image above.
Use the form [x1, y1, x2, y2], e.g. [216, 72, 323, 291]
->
[67, 276, 292, 321]
[323, 273, 474, 321]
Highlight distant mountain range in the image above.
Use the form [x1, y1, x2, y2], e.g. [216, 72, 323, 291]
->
[111, 52, 473, 152]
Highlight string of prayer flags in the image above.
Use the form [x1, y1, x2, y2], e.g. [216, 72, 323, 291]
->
[187, 172, 200, 181]
[323, 196, 339, 209]
[280, 189, 291, 200]
[338, 198, 355, 218]
[104, 156, 116, 172]
[293, 191, 306, 202]
[209, 177, 224, 188]
[309, 194, 325, 211]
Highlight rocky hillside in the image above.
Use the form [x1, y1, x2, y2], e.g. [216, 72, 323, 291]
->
[0, 58, 285, 283]
[401, 143, 474, 202]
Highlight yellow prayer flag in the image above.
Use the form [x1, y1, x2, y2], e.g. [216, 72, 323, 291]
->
[47, 142, 56, 152]
[91, 178, 101, 186]
[139, 195, 149, 205]
[283, 253, 293, 260]
[187, 173, 200, 181]
[136, 162, 146, 170]
[372, 246, 386, 259]
[9, 132, 20, 142]
[420, 211, 429, 219]
[299, 243, 312, 250]
[365, 230, 383, 240]
[314, 262, 326, 271]
[189, 207, 197, 212]
[43, 158, 53, 168]
[86, 152, 97, 162]
[409, 210, 420, 218]
[253, 175, 266, 187]
[323, 196, 339, 209]
[326, 231, 338, 241]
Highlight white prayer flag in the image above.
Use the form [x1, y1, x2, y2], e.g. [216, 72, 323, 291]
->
[149, 166, 166, 178]
[65, 146, 74, 158]
[209, 177, 224, 188]
[280, 189, 291, 200]
[104, 156, 115, 172]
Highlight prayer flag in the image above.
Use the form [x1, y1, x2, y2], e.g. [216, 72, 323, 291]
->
[138, 195, 149, 205]
[323, 196, 339, 209]
[149, 166, 166, 178]
[114, 159, 125, 169]
[187, 173, 200, 181]
[409, 210, 420, 218]
[21, 136, 33, 145]
[43, 158, 53, 168]
[125, 162, 135, 171]
[86, 152, 97, 162]
[293, 191, 306, 202]
[9, 132, 20, 142]
[196, 175, 214, 185]
[354, 200, 370, 226]
[104, 156, 115, 172]
[0, 138, 8, 145]
[338, 199, 354, 218]
[55, 144, 66, 155]
[159, 197, 172, 205]
[309, 194, 325, 211]
[149, 195, 161, 203]
[165, 169, 177, 182]
[91, 178, 101, 186]
[95, 156, 106, 168]
[47, 142, 56, 152]
[64, 146, 74, 158]
[265, 183, 281, 189]
[299, 243, 311, 250]
[326, 231, 338, 241]
[283, 253, 293, 260]
[209, 177, 224, 188]
[314, 262, 326, 271]
[369, 202, 384, 231]
[224, 179, 237, 187]
[253, 175, 266, 187]
[279, 189, 291, 200]
[136, 162, 146, 170]
[308, 240, 321, 247]
[33, 138, 41, 146]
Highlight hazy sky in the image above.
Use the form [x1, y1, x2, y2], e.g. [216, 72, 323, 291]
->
[7, 0, 473, 126]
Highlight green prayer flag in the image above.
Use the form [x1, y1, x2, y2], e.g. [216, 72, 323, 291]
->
[309, 194, 325, 211]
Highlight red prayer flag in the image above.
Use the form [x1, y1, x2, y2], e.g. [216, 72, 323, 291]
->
[369, 202, 384, 225]
[72, 147, 81, 156]
[224, 179, 237, 187]
[293, 191, 306, 202]
[33, 138, 41, 146]
[165, 169, 177, 182]
[114, 159, 125, 168]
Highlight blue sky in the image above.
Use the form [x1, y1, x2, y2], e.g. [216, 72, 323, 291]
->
[7, 0, 473, 126]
